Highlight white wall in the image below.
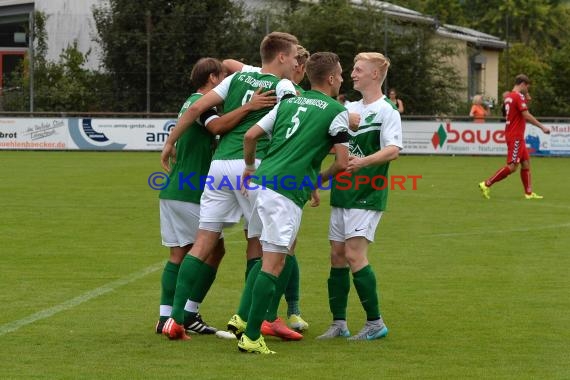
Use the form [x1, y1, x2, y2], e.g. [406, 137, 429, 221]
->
[35, 0, 105, 70]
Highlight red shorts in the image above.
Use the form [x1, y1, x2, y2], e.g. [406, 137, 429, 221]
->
[506, 139, 529, 164]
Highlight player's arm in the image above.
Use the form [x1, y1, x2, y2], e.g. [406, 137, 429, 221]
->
[320, 111, 350, 180]
[275, 79, 297, 101]
[222, 59, 245, 74]
[325, 143, 349, 177]
[522, 110, 551, 134]
[161, 90, 223, 171]
[204, 88, 276, 136]
[243, 125, 265, 172]
[347, 111, 403, 173]
[348, 145, 400, 173]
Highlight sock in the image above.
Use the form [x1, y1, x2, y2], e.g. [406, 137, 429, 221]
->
[328, 267, 350, 320]
[184, 300, 199, 314]
[188, 262, 217, 304]
[183, 263, 217, 322]
[245, 271, 278, 341]
[352, 265, 381, 321]
[170, 255, 204, 324]
[265, 255, 294, 322]
[521, 168, 532, 194]
[159, 261, 180, 321]
[237, 260, 262, 320]
[486, 166, 512, 186]
[285, 255, 301, 317]
[245, 258, 261, 281]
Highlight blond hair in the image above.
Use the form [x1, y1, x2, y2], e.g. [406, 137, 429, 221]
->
[354, 52, 390, 82]
[296, 45, 310, 65]
[472, 94, 483, 105]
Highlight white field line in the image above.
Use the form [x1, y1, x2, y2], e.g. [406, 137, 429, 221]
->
[0, 262, 163, 336]
[0, 229, 248, 336]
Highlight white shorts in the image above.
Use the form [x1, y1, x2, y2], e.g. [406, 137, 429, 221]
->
[199, 159, 260, 228]
[328, 207, 383, 243]
[160, 199, 200, 247]
[247, 187, 302, 253]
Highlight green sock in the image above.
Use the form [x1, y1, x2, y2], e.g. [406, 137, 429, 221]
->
[285, 255, 300, 317]
[171, 255, 204, 324]
[352, 265, 380, 320]
[245, 271, 277, 341]
[189, 262, 217, 303]
[183, 262, 217, 322]
[159, 261, 180, 321]
[237, 260, 262, 320]
[328, 267, 350, 320]
[245, 258, 261, 281]
[265, 255, 294, 322]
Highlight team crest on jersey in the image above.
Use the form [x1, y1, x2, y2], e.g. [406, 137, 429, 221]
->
[365, 113, 377, 123]
[349, 144, 366, 158]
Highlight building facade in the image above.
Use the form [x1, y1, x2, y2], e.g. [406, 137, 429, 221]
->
[0, 0, 102, 91]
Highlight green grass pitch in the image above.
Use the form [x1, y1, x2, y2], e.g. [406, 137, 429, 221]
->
[1, 151, 569, 379]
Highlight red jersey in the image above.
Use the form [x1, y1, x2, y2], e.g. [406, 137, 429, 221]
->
[504, 91, 528, 141]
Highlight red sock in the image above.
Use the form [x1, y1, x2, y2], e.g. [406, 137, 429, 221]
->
[486, 166, 512, 186]
[520, 168, 532, 194]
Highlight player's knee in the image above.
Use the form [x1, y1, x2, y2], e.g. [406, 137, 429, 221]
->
[345, 252, 368, 270]
[207, 240, 226, 266]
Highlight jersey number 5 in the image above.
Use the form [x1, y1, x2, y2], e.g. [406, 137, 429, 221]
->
[286, 107, 307, 138]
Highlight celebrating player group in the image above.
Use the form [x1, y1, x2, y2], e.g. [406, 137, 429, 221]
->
[156, 31, 403, 354]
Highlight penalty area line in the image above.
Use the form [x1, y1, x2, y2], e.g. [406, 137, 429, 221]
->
[0, 262, 164, 337]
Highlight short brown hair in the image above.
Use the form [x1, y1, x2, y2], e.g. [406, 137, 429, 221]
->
[515, 74, 530, 85]
[305, 52, 340, 85]
[260, 31, 298, 63]
[191, 58, 224, 89]
[296, 45, 310, 65]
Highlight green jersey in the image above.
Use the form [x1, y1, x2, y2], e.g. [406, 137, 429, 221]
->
[159, 93, 215, 203]
[212, 71, 296, 160]
[254, 90, 349, 208]
[331, 96, 403, 211]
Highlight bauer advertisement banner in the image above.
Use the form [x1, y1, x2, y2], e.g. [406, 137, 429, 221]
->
[401, 120, 570, 156]
[1, 117, 569, 155]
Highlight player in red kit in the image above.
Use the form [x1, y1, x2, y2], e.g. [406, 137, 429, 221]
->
[479, 74, 550, 199]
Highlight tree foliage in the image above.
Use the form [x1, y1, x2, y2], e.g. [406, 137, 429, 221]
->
[400, 0, 570, 115]
[92, 0, 260, 112]
[4, 1, 570, 116]
[277, 1, 462, 115]
[1, 11, 110, 112]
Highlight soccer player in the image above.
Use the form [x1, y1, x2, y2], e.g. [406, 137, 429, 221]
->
[235, 51, 349, 354]
[160, 32, 299, 341]
[317, 52, 402, 341]
[156, 58, 277, 336]
[478, 74, 551, 200]
[223, 45, 311, 332]
[224, 44, 309, 95]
